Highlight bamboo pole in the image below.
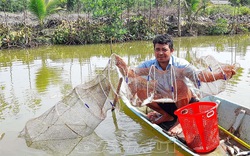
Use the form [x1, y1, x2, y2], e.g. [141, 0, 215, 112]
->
[218, 125, 250, 149]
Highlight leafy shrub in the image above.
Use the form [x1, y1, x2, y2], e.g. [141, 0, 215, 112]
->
[205, 5, 235, 16]
[209, 18, 228, 35]
[0, 0, 28, 12]
[239, 6, 250, 15]
[0, 24, 33, 48]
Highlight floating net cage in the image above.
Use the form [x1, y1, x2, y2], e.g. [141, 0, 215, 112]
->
[20, 54, 238, 152]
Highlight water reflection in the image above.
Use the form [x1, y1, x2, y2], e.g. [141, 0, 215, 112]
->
[0, 34, 249, 155]
[21, 110, 173, 156]
[0, 84, 7, 120]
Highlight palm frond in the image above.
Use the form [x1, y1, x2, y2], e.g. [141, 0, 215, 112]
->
[191, 0, 200, 11]
[29, 0, 46, 22]
[46, 0, 62, 15]
[28, 0, 62, 25]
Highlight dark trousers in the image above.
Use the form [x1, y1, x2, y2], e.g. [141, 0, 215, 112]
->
[157, 97, 199, 130]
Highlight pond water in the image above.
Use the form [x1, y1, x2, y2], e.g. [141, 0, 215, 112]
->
[0, 34, 250, 156]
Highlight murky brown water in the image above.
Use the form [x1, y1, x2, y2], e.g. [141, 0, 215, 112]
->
[0, 34, 250, 155]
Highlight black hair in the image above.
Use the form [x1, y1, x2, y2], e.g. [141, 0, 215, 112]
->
[153, 34, 174, 50]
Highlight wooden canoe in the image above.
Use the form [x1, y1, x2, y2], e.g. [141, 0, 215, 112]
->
[120, 95, 250, 155]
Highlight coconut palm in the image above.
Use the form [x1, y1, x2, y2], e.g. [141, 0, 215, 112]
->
[29, 0, 62, 26]
[184, 0, 209, 33]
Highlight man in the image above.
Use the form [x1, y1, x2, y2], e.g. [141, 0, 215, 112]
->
[136, 34, 236, 134]
[115, 34, 236, 135]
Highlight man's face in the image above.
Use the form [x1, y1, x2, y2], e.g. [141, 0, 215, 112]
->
[154, 43, 173, 64]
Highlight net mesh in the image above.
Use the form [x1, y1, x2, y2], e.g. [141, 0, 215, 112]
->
[19, 56, 120, 148]
[20, 53, 238, 150]
[115, 54, 239, 107]
[191, 55, 238, 96]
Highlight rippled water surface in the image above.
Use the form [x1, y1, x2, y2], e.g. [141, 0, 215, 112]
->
[0, 35, 250, 155]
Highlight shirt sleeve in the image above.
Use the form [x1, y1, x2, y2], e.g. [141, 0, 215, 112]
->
[138, 62, 148, 68]
[172, 56, 190, 68]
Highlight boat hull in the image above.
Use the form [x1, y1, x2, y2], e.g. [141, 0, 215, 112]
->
[121, 95, 250, 155]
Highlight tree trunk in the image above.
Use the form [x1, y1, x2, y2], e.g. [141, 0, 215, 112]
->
[178, 0, 181, 36]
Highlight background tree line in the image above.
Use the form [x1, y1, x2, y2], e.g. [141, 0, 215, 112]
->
[0, 0, 249, 49]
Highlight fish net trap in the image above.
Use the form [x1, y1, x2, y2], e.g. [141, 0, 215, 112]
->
[20, 54, 238, 151]
[19, 55, 121, 149]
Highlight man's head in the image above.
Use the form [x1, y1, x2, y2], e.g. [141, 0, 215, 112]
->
[153, 34, 174, 70]
[153, 34, 174, 50]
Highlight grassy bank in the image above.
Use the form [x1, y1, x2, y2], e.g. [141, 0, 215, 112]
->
[0, 3, 250, 49]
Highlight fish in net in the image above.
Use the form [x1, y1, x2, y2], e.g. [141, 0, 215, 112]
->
[19, 55, 121, 151]
[115, 54, 239, 107]
[191, 55, 239, 96]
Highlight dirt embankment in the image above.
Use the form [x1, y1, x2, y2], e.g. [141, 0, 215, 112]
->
[1, 11, 249, 37]
[1, 11, 249, 27]
[0, 11, 88, 27]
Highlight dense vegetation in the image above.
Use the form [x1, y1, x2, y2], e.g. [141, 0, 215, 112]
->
[0, 0, 249, 49]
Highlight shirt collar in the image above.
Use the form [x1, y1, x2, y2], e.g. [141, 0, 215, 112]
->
[166, 56, 173, 70]
[155, 55, 173, 70]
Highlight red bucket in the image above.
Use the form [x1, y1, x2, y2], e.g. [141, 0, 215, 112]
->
[174, 102, 219, 153]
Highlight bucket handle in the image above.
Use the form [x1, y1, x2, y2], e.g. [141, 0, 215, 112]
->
[181, 109, 188, 114]
[207, 110, 214, 118]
